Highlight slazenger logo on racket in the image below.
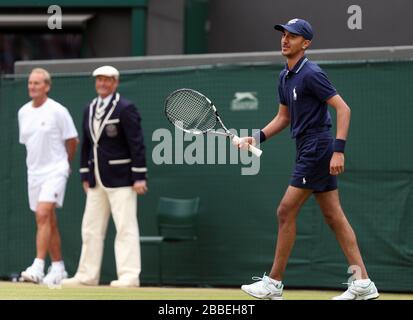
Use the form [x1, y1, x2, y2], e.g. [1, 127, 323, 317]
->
[164, 88, 263, 158]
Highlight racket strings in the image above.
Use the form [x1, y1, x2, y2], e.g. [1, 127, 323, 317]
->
[165, 90, 217, 132]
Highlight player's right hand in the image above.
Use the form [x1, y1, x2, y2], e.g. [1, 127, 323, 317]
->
[232, 136, 256, 150]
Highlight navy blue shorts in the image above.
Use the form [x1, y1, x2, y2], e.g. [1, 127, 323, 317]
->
[290, 131, 337, 193]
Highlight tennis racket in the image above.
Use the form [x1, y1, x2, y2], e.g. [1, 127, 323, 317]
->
[164, 88, 262, 157]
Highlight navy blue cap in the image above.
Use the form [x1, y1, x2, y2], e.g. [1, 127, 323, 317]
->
[274, 18, 313, 40]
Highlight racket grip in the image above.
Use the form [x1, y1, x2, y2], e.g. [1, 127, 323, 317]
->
[248, 144, 263, 157]
[232, 135, 263, 157]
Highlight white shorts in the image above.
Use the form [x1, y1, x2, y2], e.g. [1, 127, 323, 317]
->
[28, 173, 68, 212]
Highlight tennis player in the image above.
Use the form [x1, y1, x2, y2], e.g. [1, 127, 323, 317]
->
[18, 68, 78, 285]
[237, 19, 379, 300]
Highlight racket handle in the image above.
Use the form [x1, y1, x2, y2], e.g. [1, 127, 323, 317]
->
[232, 135, 263, 157]
[248, 144, 263, 157]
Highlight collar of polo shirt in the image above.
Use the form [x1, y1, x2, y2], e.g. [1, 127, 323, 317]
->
[285, 56, 309, 74]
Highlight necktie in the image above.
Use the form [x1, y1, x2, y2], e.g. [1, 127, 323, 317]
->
[95, 100, 105, 121]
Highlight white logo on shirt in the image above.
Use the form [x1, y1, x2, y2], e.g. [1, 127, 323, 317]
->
[302, 177, 307, 184]
[293, 87, 297, 101]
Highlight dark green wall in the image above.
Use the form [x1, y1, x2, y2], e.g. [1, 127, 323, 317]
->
[1, 60, 412, 291]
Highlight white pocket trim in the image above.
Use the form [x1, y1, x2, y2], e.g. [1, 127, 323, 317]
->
[106, 118, 120, 124]
[109, 158, 132, 165]
[132, 167, 147, 173]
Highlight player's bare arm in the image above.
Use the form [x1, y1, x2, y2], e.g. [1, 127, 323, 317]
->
[235, 104, 290, 148]
[261, 104, 290, 140]
[65, 137, 79, 163]
[327, 94, 351, 175]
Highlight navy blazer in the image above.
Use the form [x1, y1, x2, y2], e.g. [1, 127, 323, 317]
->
[80, 93, 147, 188]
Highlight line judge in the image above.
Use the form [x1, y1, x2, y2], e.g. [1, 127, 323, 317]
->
[62, 66, 148, 287]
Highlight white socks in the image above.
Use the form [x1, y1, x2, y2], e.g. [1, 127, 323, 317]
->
[51, 260, 65, 271]
[32, 258, 45, 271]
[354, 278, 371, 286]
[268, 276, 282, 285]
[32, 259, 65, 272]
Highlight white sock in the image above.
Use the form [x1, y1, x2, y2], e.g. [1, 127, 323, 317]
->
[33, 258, 45, 271]
[354, 278, 371, 286]
[268, 277, 282, 285]
[51, 261, 65, 271]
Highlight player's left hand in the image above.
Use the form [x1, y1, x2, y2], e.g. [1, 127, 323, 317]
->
[133, 180, 148, 195]
[330, 152, 345, 175]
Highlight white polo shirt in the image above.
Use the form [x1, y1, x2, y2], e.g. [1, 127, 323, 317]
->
[18, 97, 78, 177]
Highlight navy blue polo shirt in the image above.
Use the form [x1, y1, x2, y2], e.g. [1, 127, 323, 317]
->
[278, 56, 337, 139]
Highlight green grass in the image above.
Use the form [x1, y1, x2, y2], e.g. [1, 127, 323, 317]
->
[0, 281, 412, 300]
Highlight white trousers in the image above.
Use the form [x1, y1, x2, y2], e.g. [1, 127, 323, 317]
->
[74, 182, 141, 285]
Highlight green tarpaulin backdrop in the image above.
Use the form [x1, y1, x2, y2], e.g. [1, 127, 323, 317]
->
[0, 60, 412, 291]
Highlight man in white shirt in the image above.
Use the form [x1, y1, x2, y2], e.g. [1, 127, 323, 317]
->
[18, 68, 79, 286]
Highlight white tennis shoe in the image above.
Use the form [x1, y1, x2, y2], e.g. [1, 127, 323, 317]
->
[333, 280, 379, 300]
[241, 273, 284, 300]
[42, 267, 68, 286]
[110, 279, 140, 288]
[21, 266, 45, 284]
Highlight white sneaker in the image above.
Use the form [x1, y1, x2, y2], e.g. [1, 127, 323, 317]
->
[333, 280, 379, 300]
[21, 266, 44, 284]
[110, 279, 140, 288]
[42, 267, 68, 286]
[61, 277, 97, 286]
[241, 274, 283, 300]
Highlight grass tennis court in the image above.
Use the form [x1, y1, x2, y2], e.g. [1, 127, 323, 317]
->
[0, 282, 412, 300]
